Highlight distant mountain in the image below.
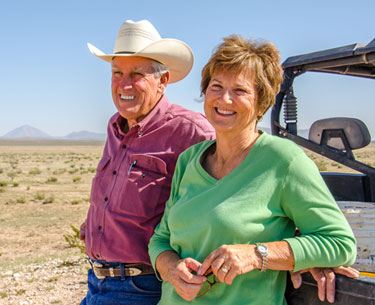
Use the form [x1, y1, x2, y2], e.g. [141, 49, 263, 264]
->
[1, 125, 106, 141]
[2, 125, 51, 139]
[64, 130, 106, 141]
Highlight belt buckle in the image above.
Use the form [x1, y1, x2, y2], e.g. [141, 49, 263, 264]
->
[92, 262, 106, 280]
[128, 267, 142, 276]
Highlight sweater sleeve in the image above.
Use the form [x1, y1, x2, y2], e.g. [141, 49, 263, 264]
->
[281, 153, 357, 272]
[148, 149, 189, 277]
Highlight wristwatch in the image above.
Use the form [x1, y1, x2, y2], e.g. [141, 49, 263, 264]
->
[256, 243, 268, 272]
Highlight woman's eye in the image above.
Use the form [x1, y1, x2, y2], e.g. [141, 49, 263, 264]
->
[210, 84, 222, 90]
[235, 88, 248, 94]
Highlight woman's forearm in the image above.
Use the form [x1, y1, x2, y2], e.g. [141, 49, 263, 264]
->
[260, 240, 295, 271]
[155, 250, 181, 282]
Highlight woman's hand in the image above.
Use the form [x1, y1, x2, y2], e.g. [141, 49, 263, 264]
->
[198, 244, 259, 285]
[290, 266, 359, 303]
[198, 241, 295, 285]
[156, 251, 207, 301]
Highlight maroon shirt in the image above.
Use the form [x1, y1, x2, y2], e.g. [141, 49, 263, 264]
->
[85, 95, 215, 264]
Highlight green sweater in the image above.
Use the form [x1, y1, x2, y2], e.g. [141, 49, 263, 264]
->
[148, 132, 356, 305]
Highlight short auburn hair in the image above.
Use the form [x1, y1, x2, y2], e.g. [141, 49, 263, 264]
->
[201, 35, 283, 117]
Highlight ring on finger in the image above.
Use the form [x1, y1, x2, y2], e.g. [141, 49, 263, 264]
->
[221, 266, 230, 273]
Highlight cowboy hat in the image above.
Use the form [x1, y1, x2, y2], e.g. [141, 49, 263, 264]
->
[87, 20, 194, 83]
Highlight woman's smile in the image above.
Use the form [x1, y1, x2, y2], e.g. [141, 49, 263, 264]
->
[215, 107, 236, 115]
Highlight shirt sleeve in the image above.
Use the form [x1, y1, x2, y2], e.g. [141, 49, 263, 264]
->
[281, 153, 357, 271]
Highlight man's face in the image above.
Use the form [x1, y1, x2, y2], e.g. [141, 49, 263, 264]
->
[111, 56, 168, 128]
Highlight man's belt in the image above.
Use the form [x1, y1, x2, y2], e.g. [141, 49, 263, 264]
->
[91, 261, 155, 279]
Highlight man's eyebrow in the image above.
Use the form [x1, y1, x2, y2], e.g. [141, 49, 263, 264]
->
[111, 63, 120, 70]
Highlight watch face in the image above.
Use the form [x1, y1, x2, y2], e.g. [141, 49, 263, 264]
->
[258, 245, 267, 253]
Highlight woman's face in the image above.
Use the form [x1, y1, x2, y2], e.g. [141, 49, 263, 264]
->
[204, 70, 260, 135]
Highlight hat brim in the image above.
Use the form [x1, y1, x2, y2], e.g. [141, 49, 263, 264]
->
[87, 39, 193, 84]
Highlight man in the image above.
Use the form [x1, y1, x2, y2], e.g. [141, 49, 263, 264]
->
[79, 20, 215, 305]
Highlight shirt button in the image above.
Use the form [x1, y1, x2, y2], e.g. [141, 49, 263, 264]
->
[122, 144, 126, 149]
[113, 170, 117, 175]
[96, 254, 100, 258]
[98, 226, 102, 230]
[104, 197, 108, 201]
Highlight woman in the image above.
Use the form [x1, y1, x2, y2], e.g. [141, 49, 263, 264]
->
[148, 35, 356, 304]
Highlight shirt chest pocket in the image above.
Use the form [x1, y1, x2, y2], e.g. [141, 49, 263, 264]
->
[117, 154, 170, 218]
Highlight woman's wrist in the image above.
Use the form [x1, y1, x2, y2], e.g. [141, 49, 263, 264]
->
[249, 244, 263, 271]
[250, 241, 295, 271]
[155, 250, 180, 282]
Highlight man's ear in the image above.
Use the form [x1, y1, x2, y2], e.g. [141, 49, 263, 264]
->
[158, 71, 170, 93]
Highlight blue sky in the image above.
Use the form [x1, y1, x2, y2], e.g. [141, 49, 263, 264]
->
[1, 0, 374, 138]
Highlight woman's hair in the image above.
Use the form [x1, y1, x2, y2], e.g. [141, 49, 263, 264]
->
[201, 35, 283, 117]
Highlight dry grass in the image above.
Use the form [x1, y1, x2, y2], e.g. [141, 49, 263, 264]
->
[0, 141, 104, 271]
[303, 142, 375, 173]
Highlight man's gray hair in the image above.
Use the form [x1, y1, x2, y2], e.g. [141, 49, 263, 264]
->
[152, 60, 169, 78]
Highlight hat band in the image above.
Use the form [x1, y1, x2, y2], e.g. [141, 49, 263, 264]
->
[114, 51, 136, 54]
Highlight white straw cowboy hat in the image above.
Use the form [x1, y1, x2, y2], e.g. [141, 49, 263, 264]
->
[87, 20, 194, 83]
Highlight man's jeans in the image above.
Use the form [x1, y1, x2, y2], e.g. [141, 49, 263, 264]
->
[80, 268, 162, 305]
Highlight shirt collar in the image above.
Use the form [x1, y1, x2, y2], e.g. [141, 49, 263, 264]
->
[111, 95, 170, 138]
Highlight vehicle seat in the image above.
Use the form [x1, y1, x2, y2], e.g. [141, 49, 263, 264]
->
[309, 117, 371, 150]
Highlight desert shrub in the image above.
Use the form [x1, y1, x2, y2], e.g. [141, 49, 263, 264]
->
[12, 182, 19, 187]
[315, 160, 327, 171]
[71, 199, 80, 205]
[16, 197, 26, 204]
[46, 177, 58, 184]
[7, 172, 16, 180]
[0, 181, 8, 187]
[34, 192, 45, 200]
[68, 169, 78, 174]
[72, 176, 81, 183]
[16, 289, 26, 296]
[29, 168, 41, 175]
[0, 168, 3, 174]
[63, 225, 86, 254]
[0, 187, 5, 193]
[43, 195, 55, 204]
[52, 168, 66, 175]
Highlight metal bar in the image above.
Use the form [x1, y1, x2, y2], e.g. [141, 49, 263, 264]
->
[277, 127, 374, 175]
[302, 53, 375, 71]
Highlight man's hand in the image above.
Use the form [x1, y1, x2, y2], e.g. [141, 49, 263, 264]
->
[79, 220, 86, 241]
[290, 266, 359, 303]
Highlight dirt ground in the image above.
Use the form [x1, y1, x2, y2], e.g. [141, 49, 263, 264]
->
[0, 140, 374, 305]
[0, 141, 103, 305]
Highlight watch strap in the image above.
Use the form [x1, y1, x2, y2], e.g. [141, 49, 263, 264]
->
[256, 243, 268, 272]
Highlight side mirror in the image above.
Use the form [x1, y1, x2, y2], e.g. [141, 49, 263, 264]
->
[309, 118, 371, 151]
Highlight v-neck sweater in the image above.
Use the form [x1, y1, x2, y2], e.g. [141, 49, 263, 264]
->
[149, 131, 356, 305]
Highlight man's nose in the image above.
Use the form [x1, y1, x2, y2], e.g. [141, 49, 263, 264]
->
[119, 77, 132, 90]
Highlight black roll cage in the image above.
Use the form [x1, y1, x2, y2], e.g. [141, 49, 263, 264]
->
[271, 39, 375, 201]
